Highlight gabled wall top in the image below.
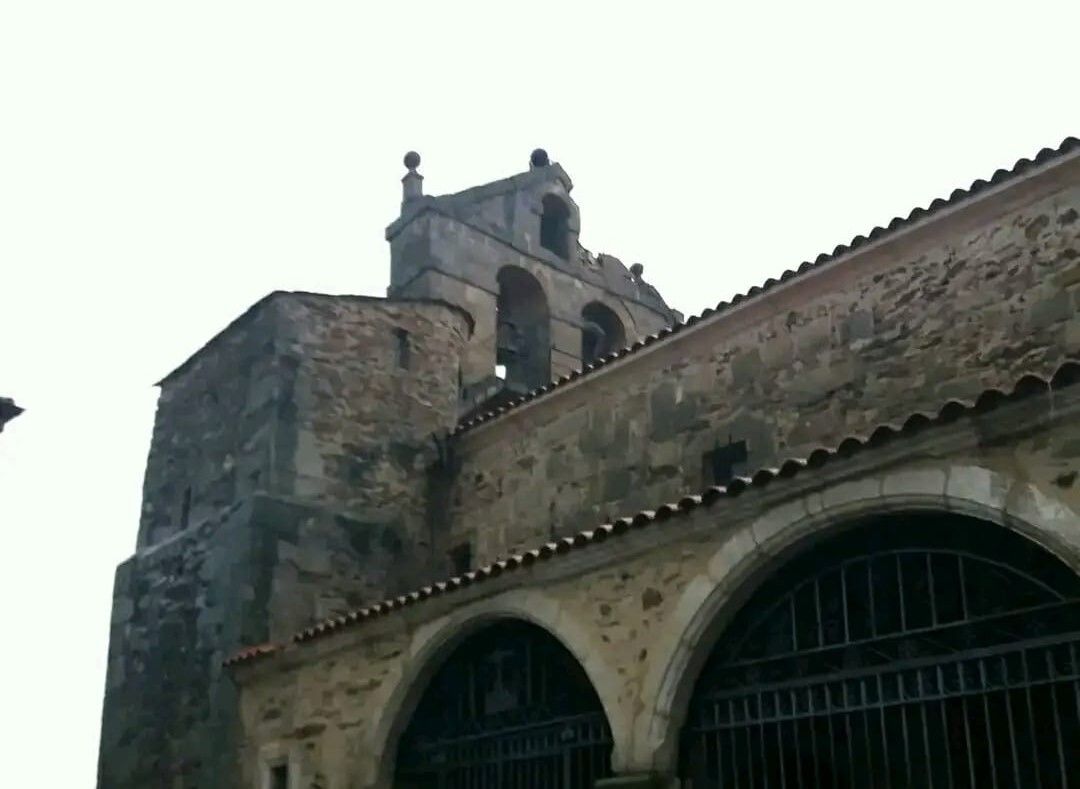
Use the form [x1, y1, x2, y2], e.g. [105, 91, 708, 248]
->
[385, 149, 677, 320]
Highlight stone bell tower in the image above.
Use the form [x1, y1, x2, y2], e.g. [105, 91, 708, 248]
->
[385, 149, 681, 415]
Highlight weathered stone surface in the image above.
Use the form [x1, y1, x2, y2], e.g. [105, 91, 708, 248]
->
[101, 149, 1080, 787]
[449, 181, 1080, 565]
[99, 294, 471, 788]
[232, 415, 1080, 786]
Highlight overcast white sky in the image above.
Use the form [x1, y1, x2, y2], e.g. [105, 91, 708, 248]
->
[2, 1, 1078, 785]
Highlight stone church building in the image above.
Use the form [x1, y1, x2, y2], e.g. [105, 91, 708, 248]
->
[98, 141, 1080, 788]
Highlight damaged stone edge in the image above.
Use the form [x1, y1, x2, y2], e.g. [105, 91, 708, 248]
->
[223, 359, 1080, 668]
[454, 136, 1080, 436]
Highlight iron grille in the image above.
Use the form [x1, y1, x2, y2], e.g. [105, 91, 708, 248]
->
[397, 620, 613, 788]
[680, 515, 1080, 788]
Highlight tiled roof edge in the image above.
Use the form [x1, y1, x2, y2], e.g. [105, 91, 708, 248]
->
[224, 359, 1080, 668]
[452, 136, 1080, 436]
[222, 642, 280, 668]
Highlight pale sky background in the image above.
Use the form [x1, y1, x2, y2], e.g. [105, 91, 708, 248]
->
[2, 1, 1078, 785]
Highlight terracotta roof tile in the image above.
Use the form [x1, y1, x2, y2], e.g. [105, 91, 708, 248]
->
[223, 359, 1080, 668]
[453, 136, 1080, 436]
[222, 643, 279, 667]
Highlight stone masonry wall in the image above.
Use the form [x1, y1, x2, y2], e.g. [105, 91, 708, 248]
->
[272, 293, 471, 587]
[101, 293, 471, 788]
[447, 170, 1080, 566]
[137, 303, 282, 548]
[101, 502, 262, 788]
[231, 399, 1080, 788]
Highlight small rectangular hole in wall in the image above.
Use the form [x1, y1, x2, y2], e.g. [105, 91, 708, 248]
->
[269, 763, 289, 789]
[702, 439, 748, 486]
[449, 542, 472, 576]
[495, 363, 507, 380]
[394, 327, 410, 370]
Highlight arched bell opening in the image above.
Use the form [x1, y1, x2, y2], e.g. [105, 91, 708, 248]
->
[495, 266, 551, 391]
[677, 512, 1080, 788]
[580, 302, 627, 366]
[395, 619, 613, 788]
[540, 194, 571, 260]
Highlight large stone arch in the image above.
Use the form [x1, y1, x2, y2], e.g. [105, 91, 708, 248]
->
[631, 463, 1080, 775]
[361, 586, 626, 789]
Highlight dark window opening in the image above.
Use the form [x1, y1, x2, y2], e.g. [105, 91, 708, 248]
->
[495, 267, 550, 391]
[449, 542, 472, 576]
[702, 439, 748, 486]
[180, 486, 192, 530]
[678, 513, 1080, 788]
[395, 327, 410, 369]
[539, 194, 570, 259]
[580, 302, 627, 365]
[397, 620, 613, 787]
[269, 763, 289, 789]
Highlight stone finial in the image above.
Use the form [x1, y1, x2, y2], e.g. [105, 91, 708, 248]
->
[629, 263, 645, 280]
[402, 151, 423, 207]
[530, 148, 550, 169]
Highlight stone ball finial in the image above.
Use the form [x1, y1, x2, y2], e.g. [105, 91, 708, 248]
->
[404, 151, 421, 171]
[630, 263, 645, 279]
[530, 148, 550, 168]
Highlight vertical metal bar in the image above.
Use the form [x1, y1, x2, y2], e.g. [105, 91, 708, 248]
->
[468, 663, 477, 718]
[714, 704, 724, 788]
[957, 556, 968, 620]
[1000, 656, 1022, 787]
[814, 580, 825, 648]
[927, 553, 938, 626]
[790, 595, 799, 653]
[1046, 649, 1069, 788]
[1072, 643, 1080, 726]
[758, 692, 770, 789]
[1021, 648, 1041, 787]
[876, 673, 892, 789]
[842, 682, 856, 785]
[917, 670, 935, 789]
[896, 555, 907, 632]
[958, 661, 978, 789]
[840, 566, 850, 644]
[777, 690, 788, 789]
[937, 664, 954, 789]
[525, 639, 533, 707]
[861, 680, 874, 782]
[824, 685, 839, 789]
[730, 699, 742, 789]
[744, 696, 757, 788]
[978, 659, 999, 789]
[791, 690, 804, 789]
[898, 673, 913, 787]
[808, 686, 821, 788]
[867, 559, 877, 638]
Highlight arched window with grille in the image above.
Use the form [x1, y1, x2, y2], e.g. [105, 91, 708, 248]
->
[679, 513, 1080, 788]
[396, 619, 613, 788]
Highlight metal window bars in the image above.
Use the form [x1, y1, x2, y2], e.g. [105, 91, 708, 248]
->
[680, 518, 1080, 789]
